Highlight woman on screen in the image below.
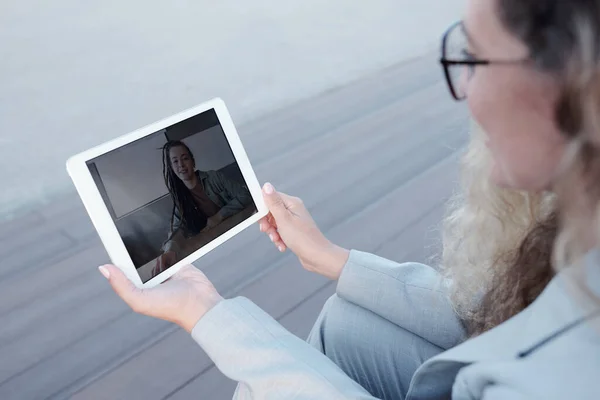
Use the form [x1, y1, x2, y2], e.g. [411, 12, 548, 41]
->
[155, 140, 253, 272]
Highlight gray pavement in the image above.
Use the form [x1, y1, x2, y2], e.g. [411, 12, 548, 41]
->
[0, 54, 469, 399]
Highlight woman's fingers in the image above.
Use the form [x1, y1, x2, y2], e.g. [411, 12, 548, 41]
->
[259, 213, 278, 230]
[99, 265, 146, 313]
[267, 213, 278, 229]
[259, 210, 285, 252]
[265, 226, 287, 252]
[265, 226, 280, 242]
[259, 219, 269, 232]
[259, 215, 269, 225]
[275, 241, 287, 252]
[262, 183, 295, 221]
[260, 218, 276, 233]
[265, 226, 282, 243]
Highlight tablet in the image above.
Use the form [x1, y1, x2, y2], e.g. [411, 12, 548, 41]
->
[67, 98, 268, 288]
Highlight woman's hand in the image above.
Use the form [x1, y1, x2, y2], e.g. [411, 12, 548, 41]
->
[152, 250, 177, 276]
[202, 213, 224, 232]
[98, 264, 222, 333]
[259, 183, 350, 280]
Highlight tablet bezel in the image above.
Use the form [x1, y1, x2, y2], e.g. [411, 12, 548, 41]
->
[67, 98, 268, 288]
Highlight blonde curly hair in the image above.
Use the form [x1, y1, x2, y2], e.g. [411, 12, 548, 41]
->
[440, 123, 557, 336]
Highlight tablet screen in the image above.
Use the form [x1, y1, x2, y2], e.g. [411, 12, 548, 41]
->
[86, 109, 258, 283]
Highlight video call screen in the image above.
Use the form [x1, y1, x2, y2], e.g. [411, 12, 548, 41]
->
[87, 109, 257, 283]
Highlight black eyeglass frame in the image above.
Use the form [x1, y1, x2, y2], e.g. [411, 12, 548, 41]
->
[440, 21, 529, 101]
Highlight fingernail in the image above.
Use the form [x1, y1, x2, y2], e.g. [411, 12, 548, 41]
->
[269, 233, 274, 242]
[264, 183, 274, 194]
[278, 245, 284, 252]
[98, 266, 110, 280]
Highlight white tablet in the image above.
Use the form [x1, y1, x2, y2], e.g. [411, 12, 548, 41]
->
[67, 98, 268, 288]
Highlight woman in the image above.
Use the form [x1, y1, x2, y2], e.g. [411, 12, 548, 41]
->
[100, 0, 600, 398]
[154, 140, 253, 273]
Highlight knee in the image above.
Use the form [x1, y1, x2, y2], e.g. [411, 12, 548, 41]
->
[307, 294, 360, 352]
[313, 294, 349, 328]
[320, 293, 345, 316]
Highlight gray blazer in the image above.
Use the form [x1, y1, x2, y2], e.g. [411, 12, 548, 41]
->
[191, 250, 600, 399]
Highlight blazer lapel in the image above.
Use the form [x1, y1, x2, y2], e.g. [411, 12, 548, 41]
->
[407, 250, 600, 400]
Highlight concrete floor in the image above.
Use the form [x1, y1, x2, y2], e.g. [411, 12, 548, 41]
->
[0, 53, 469, 399]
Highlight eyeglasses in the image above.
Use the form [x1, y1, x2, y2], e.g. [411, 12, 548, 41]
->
[440, 21, 529, 101]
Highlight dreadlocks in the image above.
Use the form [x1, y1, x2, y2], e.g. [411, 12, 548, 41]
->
[161, 140, 207, 234]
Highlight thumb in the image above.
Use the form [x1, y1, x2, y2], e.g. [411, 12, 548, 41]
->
[262, 183, 290, 219]
[99, 265, 145, 312]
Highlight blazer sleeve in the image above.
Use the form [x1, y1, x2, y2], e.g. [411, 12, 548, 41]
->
[192, 297, 379, 400]
[336, 250, 466, 350]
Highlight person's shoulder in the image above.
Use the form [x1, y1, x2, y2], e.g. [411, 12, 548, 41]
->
[205, 170, 234, 183]
[456, 345, 600, 399]
[451, 312, 600, 399]
[516, 336, 600, 399]
[202, 170, 223, 180]
[197, 170, 219, 180]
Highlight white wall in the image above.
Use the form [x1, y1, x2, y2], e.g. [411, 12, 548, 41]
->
[94, 132, 167, 218]
[182, 125, 234, 172]
[94, 126, 234, 218]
